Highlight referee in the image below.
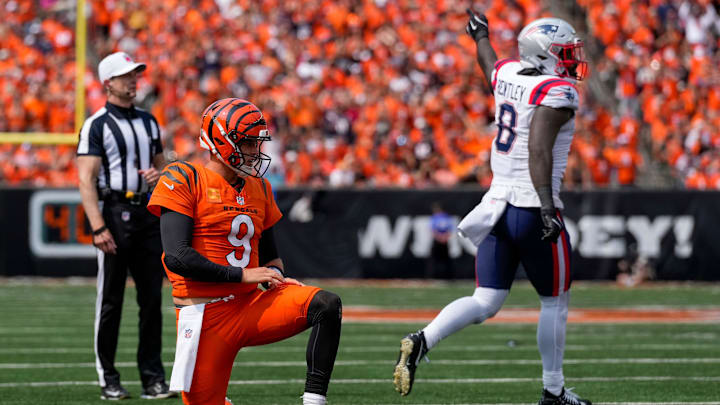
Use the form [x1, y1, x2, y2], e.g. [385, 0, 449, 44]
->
[77, 52, 175, 400]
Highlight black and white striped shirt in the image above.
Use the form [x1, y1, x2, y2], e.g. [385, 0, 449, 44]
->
[77, 102, 163, 193]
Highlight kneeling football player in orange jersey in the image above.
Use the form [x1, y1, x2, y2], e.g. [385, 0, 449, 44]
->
[148, 98, 341, 405]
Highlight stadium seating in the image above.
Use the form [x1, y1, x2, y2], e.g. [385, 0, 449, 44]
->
[1, 0, 718, 189]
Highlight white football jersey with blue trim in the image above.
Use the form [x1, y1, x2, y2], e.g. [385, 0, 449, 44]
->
[488, 58, 579, 208]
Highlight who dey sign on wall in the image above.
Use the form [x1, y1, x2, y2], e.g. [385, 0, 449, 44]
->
[356, 214, 694, 260]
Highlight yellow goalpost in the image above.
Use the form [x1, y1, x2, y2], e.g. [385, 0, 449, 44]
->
[0, 0, 86, 145]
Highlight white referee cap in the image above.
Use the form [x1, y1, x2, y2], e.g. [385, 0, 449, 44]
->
[98, 52, 146, 83]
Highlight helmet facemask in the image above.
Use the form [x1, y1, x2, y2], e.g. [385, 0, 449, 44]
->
[209, 116, 271, 178]
[228, 136, 272, 178]
[518, 18, 589, 81]
[550, 39, 588, 80]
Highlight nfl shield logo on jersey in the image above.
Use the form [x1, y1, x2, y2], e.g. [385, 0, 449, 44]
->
[184, 329, 193, 339]
[236, 196, 245, 205]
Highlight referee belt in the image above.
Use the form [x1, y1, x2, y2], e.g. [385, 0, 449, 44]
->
[100, 189, 148, 205]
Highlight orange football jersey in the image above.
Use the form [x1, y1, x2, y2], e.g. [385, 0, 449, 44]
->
[148, 161, 282, 298]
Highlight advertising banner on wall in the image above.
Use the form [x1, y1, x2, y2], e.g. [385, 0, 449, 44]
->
[2, 188, 718, 280]
[0, 188, 97, 277]
[272, 189, 718, 280]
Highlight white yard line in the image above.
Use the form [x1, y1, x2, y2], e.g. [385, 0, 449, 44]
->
[2, 358, 720, 369]
[3, 329, 717, 341]
[0, 343, 717, 355]
[2, 376, 720, 388]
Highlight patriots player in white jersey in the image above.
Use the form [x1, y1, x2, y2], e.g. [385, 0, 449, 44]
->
[393, 9, 591, 405]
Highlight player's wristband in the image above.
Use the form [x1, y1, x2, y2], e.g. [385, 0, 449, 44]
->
[267, 265, 285, 278]
[537, 186, 555, 212]
[92, 225, 107, 236]
[226, 267, 244, 282]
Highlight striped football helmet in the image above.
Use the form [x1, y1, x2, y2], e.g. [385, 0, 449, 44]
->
[199, 98, 271, 177]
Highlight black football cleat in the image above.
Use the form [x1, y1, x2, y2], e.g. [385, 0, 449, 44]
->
[100, 384, 130, 400]
[140, 381, 177, 399]
[392, 330, 428, 396]
[538, 387, 592, 405]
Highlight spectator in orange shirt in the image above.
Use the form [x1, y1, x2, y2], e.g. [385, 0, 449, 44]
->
[3, 0, 720, 190]
[603, 138, 644, 187]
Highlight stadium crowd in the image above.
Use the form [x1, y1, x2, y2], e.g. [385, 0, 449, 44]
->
[1, 0, 719, 189]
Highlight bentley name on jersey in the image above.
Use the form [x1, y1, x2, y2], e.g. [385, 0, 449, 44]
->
[489, 58, 579, 209]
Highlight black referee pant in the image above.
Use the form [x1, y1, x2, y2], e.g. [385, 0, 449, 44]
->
[94, 199, 165, 389]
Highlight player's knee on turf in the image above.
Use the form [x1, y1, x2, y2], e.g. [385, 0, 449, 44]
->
[307, 290, 342, 326]
[471, 287, 509, 319]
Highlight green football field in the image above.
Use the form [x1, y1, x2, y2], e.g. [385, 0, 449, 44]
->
[1, 279, 719, 404]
